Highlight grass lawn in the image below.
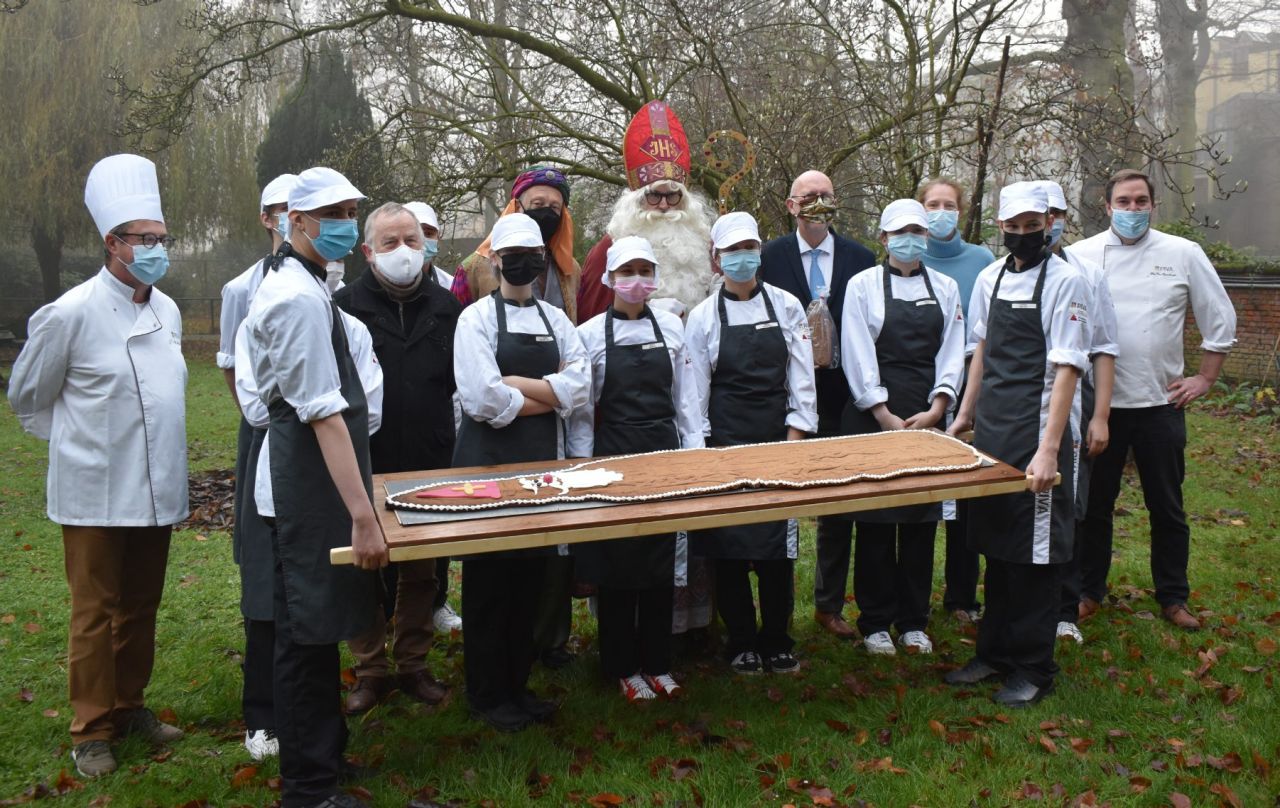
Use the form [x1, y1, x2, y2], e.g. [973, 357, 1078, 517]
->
[1, 349, 1277, 807]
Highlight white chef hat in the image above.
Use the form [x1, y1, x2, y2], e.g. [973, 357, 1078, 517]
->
[490, 212, 543, 251]
[602, 236, 659, 288]
[84, 154, 164, 238]
[404, 201, 439, 230]
[879, 198, 929, 233]
[1035, 180, 1068, 211]
[998, 181, 1049, 220]
[260, 174, 297, 208]
[288, 166, 365, 212]
[711, 211, 761, 250]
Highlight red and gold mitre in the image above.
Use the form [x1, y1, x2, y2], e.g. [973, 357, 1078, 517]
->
[623, 101, 691, 190]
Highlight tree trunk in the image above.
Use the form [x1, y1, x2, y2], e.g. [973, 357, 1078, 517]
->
[32, 219, 64, 302]
[1157, 0, 1210, 218]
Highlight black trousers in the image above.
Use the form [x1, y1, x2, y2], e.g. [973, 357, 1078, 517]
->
[853, 521, 936, 635]
[462, 556, 546, 710]
[271, 532, 345, 808]
[433, 557, 451, 610]
[715, 559, 794, 657]
[242, 618, 275, 730]
[597, 586, 674, 679]
[813, 516, 853, 615]
[943, 500, 981, 612]
[1079, 405, 1190, 607]
[976, 558, 1062, 689]
[533, 555, 573, 652]
[1059, 519, 1086, 622]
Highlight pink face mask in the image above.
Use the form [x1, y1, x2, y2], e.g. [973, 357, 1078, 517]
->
[613, 276, 658, 304]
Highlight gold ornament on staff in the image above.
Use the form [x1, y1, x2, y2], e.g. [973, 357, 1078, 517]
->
[701, 130, 756, 214]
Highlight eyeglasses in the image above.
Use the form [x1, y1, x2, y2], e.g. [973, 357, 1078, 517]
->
[789, 192, 837, 206]
[644, 189, 684, 206]
[116, 232, 177, 250]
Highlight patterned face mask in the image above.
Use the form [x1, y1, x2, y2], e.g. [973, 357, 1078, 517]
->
[797, 197, 838, 224]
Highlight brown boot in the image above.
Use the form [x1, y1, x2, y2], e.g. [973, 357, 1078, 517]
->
[344, 676, 390, 714]
[1161, 603, 1201, 630]
[397, 670, 448, 706]
[1077, 597, 1101, 622]
[814, 610, 856, 639]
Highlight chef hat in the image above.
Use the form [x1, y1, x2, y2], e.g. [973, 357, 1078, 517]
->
[879, 198, 929, 233]
[490, 212, 543, 251]
[260, 174, 297, 209]
[84, 154, 164, 238]
[404, 201, 439, 230]
[711, 211, 761, 250]
[998, 181, 1049, 220]
[288, 166, 365, 212]
[602, 236, 659, 288]
[1035, 180, 1068, 211]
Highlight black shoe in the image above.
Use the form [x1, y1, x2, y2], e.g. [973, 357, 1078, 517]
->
[515, 690, 557, 723]
[540, 646, 575, 670]
[993, 675, 1053, 707]
[764, 651, 800, 674]
[307, 793, 369, 808]
[943, 658, 1003, 686]
[470, 701, 532, 732]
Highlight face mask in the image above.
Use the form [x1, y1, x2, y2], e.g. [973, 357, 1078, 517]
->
[421, 238, 439, 264]
[374, 243, 425, 286]
[121, 243, 169, 286]
[499, 251, 547, 286]
[719, 249, 761, 283]
[613, 276, 658, 304]
[276, 212, 290, 240]
[926, 210, 958, 239]
[524, 207, 562, 243]
[325, 261, 345, 293]
[302, 214, 359, 261]
[797, 198, 836, 225]
[1047, 218, 1066, 247]
[1111, 209, 1150, 239]
[886, 233, 928, 264]
[1003, 230, 1047, 264]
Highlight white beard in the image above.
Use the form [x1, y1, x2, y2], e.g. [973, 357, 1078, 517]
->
[607, 188, 715, 314]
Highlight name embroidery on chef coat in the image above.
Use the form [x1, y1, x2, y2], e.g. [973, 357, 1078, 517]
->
[755, 322, 780, 330]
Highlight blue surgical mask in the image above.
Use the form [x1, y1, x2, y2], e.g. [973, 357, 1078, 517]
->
[422, 238, 439, 263]
[302, 213, 359, 261]
[123, 243, 169, 286]
[926, 210, 958, 240]
[886, 233, 928, 264]
[719, 249, 761, 283]
[276, 212, 290, 240]
[1111, 209, 1150, 240]
[1047, 218, 1066, 247]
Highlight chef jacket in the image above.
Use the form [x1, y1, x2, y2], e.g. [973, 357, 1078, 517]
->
[216, 258, 269, 369]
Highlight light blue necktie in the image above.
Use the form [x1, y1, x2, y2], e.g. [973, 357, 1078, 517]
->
[808, 248, 825, 300]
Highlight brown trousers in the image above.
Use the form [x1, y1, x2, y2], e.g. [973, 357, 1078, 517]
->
[347, 558, 437, 678]
[62, 525, 172, 743]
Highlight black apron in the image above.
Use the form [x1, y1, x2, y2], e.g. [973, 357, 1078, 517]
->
[574, 307, 680, 588]
[691, 286, 794, 560]
[968, 259, 1076, 565]
[233, 418, 275, 619]
[841, 265, 945, 523]
[266, 252, 379, 645]
[452, 292, 562, 559]
[1061, 247, 1095, 520]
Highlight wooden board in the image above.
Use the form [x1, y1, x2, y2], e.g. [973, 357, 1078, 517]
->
[331, 452, 1034, 565]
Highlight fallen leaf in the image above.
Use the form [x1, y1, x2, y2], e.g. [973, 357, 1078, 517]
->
[928, 719, 946, 738]
[23, 622, 41, 634]
[1256, 637, 1278, 656]
[17, 688, 34, 703]
[1, 614, 14, 624]
[230, 764, 258, 788]
[1128, 775, 1151, 793]
[194, 534, 208, 542]
[156, 707, 179, 725]
[1251, 748, 1270, 777]
[1070, 737, 1094, 755]
[1038, 735, 1058, 754]
[1219, 686, 1243, 706]
[765, 687, 783, 703]
[825, 719, 850, 734]
[586, 794, 625, 807]
[51, 770, 82, 795]
[1016, 781, 1044, 800]
[1168, 792, 1191, 808]
[1209, 782, 1242, 808]
[42, 708, 58, 718]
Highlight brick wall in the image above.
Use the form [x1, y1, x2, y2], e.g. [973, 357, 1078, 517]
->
[1183, 275, 1280, 385]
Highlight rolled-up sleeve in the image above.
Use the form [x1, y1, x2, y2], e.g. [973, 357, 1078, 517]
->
[781, 292, 819, 433]
[1186, 245, 1237, 353]
[1090, 269, 1120, 358]
[1046, 270, 1092, 372]
[544, 309, 591, 418]
[259, 293, 348, 423]
[233, 321, 270, 428]
[454, 301, 524, 428]
[7, 304, 69, 440]
[217, 273, 250, 369]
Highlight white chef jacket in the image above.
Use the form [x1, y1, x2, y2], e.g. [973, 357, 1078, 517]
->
[8, 268, 189, 526]
[234, 314, 383, 518]
[1060, 249, 1120, 362]
[453, 294, 590, 459]
[839, 263, 966, 412]
[684, 282, 819, 436]
[566, 308, 705, 458]
[1070, 227, 1236, 409]
[430, 265, 453, 290]
[216, 258, 270, 369]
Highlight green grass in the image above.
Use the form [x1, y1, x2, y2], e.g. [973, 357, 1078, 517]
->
[1, 353, 1277, 807]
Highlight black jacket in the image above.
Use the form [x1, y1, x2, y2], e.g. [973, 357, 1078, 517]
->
[760, 229, 876, 434]
[334, 269, 461, 473]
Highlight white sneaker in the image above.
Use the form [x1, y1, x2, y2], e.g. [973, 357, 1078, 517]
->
[620, 673, 656, 701]
[244, 729, 278, 760]
[863, 631, 896, 655]
[433, 603, 463, 632]
[898, 630, 934, 654]
[1056, 621, 1083, 644]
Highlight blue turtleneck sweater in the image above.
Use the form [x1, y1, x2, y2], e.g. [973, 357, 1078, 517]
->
[924, 230, 995, 319]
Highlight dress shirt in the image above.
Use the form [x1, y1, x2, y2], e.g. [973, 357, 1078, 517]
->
[795, 230, 835, 295]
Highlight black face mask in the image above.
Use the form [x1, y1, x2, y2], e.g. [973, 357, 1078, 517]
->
[499, 251, 547, 286]
[1003, 229, 1047, 265]
[524, 207, 562, 243]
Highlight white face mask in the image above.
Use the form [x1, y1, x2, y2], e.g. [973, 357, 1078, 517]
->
[325, 261, 345, 293]
[374, 243, 425, 286]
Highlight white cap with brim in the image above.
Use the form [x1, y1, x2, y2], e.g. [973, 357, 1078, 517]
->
[879, 198, 929, 233]
[1036, 180, 1068, 211]
[260, 174, 297, 208]
[288, 166, 365, 212]
[711, 211, 761, 250]
[84, 154, 164, 238]
[490, 212, 543, 251]
[603, 236, 659, 288]
[998, 181, 1049, 220]
[404, 201, 439, 230]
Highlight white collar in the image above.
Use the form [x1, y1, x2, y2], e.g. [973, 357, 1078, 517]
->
[796, 229, 834, 256]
